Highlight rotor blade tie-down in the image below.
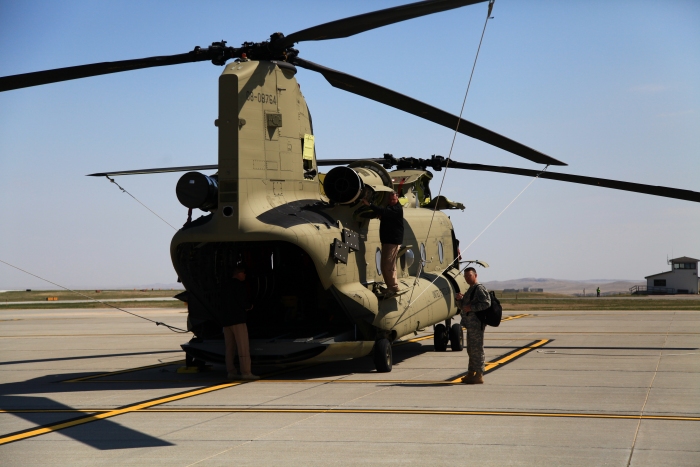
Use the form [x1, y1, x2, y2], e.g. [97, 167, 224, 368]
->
[104, 176, 177, 230]
[0, 259, 189, 334]
[397, 164, 548, 324]
[405, 0, 496, 312]
[421, 0, 495, 250]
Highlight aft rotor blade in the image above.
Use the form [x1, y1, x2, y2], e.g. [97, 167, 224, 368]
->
[293, 58, 566, 167]
[448, 161, 700, 203]
[87, 164, 218, 177]
[276, 0, 486, 49]
[316, 159, 383, 166]
[0, 45, 233, 92]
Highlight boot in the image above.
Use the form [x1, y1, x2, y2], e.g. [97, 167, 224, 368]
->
[462, 371, 484, 384]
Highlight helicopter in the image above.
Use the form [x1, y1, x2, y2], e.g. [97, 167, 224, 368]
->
[2, 0, 698, 373]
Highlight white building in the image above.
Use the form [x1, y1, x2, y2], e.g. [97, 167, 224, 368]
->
[645, 256, 699, 294]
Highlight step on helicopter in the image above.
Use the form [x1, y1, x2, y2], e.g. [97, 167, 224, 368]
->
[3, 0, 698, 372]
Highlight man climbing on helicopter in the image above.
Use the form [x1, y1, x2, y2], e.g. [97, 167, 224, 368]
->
[362, 191, 404, 297]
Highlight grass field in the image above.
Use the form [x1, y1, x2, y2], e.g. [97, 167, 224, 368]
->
[495, 291, 700, 310]
[1, 289, 698, 311]
[0, 289, 182, 302]
[499, 298, 700, 311]
[0, 289, 185, 309]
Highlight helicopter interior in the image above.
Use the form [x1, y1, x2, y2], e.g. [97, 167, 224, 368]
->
[175, 241, 355, 344]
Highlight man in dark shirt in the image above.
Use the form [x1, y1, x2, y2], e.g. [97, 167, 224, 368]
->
[362, 191, 404, 296]
[455, 267, 491, 384]
[223, 266, 258, 380]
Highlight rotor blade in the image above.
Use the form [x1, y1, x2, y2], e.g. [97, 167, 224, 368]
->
[293, 58, 566, 167]
[0, 45, 233, 92]
[276, 0, 486, 49]
[316, 158, 382, 166]
[87, 164, 218, 177]
[447, 161, 700, 203]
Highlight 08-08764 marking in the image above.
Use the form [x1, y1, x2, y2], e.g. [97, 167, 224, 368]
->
[246, 91, 277, 105]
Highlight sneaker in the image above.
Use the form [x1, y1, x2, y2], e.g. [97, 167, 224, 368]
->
[240, 374, 260, 381]
[227, 372, 240, 381]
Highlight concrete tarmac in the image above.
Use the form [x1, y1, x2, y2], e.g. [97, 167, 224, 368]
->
[0, 307, 698, 466]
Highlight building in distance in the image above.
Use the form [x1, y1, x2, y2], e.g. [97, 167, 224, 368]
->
[643, 256, 699, 294]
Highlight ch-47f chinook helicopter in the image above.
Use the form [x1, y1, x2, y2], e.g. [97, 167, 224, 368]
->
[3, 0, 699, 373]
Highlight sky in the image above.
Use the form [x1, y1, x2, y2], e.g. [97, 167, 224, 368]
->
[0, 0, 698, 289]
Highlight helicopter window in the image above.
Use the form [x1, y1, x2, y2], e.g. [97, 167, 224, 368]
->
[375, 248, 382, 275]
[420, 243, 426, 263]
[438, 241, 444, 264]
[402, 249, 415, 270]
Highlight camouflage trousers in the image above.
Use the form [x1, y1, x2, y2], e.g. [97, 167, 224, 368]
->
[462, 311, 485, 373]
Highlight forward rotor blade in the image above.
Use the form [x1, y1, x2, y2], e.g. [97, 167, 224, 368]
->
[448, 161, 700, 203]
[87, 164, 217, 177]
[293, 58, 566, 167]
[276, 0, 486, 49]
[0, 46, 232, 92]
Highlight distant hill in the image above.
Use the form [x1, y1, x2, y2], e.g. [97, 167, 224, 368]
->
[482, 278, 644, 295]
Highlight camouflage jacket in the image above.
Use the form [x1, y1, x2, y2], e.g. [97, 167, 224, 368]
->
[461, 283, 491, 314]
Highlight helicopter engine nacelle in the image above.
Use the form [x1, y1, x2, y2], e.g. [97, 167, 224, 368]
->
[176, 171, 218, 211]
[323, 164, 392, 204]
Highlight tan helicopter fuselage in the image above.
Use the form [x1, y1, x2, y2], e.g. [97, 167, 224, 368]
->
[170, 60, 467, 364]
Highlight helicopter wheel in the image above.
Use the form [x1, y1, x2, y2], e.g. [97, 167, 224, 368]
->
[434, 324, 448, 352]
[373, 338, 392, 373]
[449, 323, 464, 351]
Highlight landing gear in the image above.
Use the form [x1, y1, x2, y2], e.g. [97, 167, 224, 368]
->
[373, 338, 393, 373]
[434, 324, 448, 352]
[185, 352, 207, 369]
[449, 323, 464, 351]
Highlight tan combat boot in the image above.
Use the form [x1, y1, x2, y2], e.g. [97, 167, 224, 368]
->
[462, 371, 484, 384]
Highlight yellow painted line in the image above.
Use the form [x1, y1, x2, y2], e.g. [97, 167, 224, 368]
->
[0, 333, 177, 339]
[139, 409, 700, 421]
[400, 334, 433, 344]
[44, 378, 465, 385]
[452, 339, 551, 382]
[0, 382, 240, 446]
[484, 332, 700, 335]
[485, 339, 550, 369]
[62, 360, 185, 383]
[500, 313, 531, 321]
[3, 407, 697, 421]
[0, 410, 107, 413]
[396, 314, 533, 346]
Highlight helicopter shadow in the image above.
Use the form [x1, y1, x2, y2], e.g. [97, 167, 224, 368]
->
[0, 371, 189, 449]
[267, 340, 434, 380]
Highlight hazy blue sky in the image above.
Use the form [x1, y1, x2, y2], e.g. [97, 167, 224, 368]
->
[1, 0, 698, 289]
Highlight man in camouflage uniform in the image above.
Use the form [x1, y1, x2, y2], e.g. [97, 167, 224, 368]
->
[455, 267, 491, 384]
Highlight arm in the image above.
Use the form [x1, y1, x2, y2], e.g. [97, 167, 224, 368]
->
[470, 285, 491, 312]
[361, 199, 384, 216]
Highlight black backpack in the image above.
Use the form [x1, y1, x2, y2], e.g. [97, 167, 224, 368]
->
[468, 285, 503, 327]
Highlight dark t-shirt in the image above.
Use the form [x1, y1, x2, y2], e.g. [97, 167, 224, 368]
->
[369, 202, 404, 245]
[217, 279, 251, 327]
